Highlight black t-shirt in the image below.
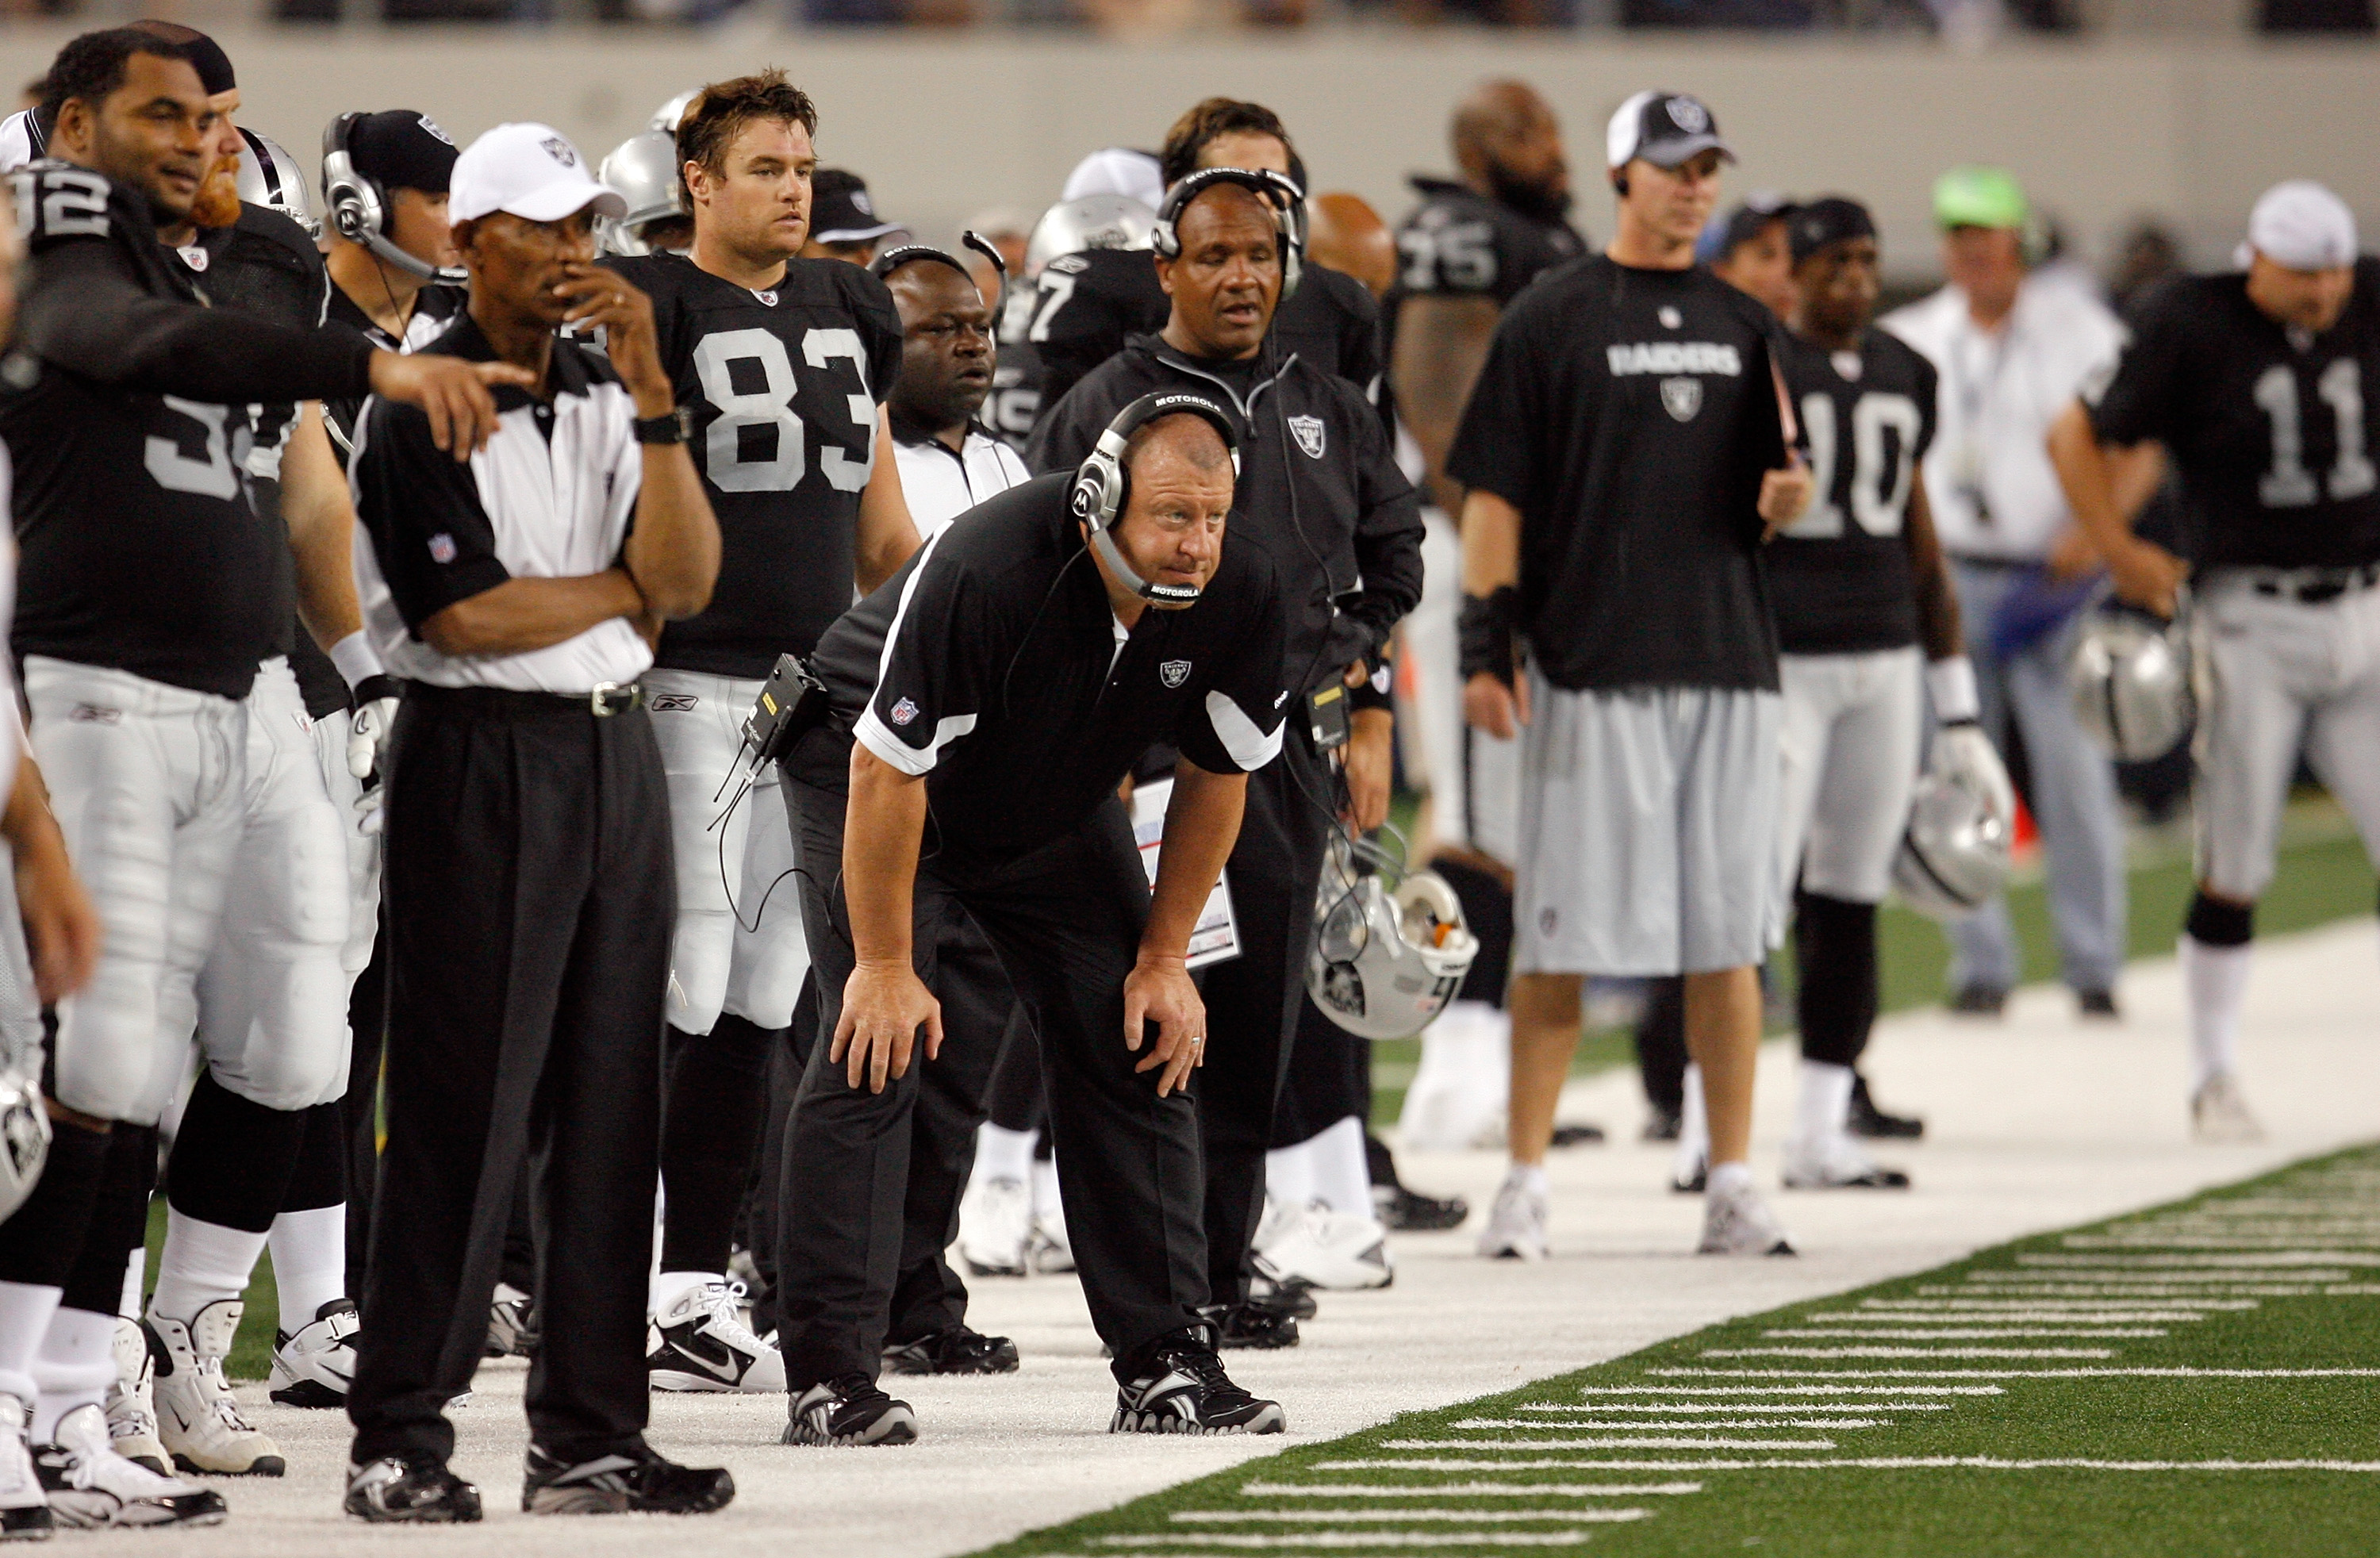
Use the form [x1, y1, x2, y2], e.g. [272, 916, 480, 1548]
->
[1767, 327, 1938, 656]
[1388, 176, 1586, 313]
[2, 162, 374, 698]
[1023, 246, 1384, 433]
[2090, 259, 2380, 572]
[808, 472, 1290, 865]
[605, 251, 903, 677]
[1446, 255, 1788, 693]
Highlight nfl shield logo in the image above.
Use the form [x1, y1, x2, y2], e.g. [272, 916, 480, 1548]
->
[889, 696, 919, 726]
[1287, 415, 1326, 460]
[1159, 659, 1192, 689]
[428, 533, 457, 563]
[752, 289, 778, 307]
[1660, 377, 1702, 423]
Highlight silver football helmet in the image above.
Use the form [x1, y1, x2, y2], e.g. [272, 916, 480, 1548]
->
[236, 129, 318, 240]
[2070, 608, 2194, 762]
[597, 130, 687, 258]
[1307, 835, 1480, 1042]
[650, 89, 701, 136]
[1024, 194, 1157, 278]
[1891, 765, 2013, 922]
[0, 1071, 48, 1226]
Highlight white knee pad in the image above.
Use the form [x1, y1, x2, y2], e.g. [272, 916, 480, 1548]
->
[669, 911, 736, 1037]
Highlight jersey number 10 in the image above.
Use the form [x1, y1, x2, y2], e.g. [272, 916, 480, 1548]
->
[1787, 391, 1922, 539]
[2254, 360, 2376, 508]
[691, 327, 876, 495]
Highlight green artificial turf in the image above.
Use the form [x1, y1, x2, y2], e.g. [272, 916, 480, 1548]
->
[969, 1143, 2380, 1558]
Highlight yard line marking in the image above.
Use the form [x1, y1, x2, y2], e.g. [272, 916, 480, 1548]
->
[1759, 1327, 2164, 1340]
[2016, 1253, 2380, 1268]
[1919, 1284, 2317, 1298]
[1572, 1385, 2004, 1396]
[1651, 1367, 2380, 1380]
[2324, 1284, 2380, 1295]
[1518, 1403, 1952, 1414]
[1332, 1460, 2380, 1475]
[1453, 1418, 1895, 1431]
[1316, 1460, 1726, 1473]
[1091, 1532, 1608, 1547]
[1172, 1511, 1645, 1525]
[1699, 1347, 2117, 1359]
[1236, 1483, 1704, 1499]
[1854, 1300, 2253, 1313]
[1966, 1269, 2350, 1284]
[1811, 1311, 2214, 1323]
[1380, 1437, 1837, 1451]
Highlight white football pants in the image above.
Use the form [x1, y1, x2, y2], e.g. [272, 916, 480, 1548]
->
[1773, 647, 1924, 908]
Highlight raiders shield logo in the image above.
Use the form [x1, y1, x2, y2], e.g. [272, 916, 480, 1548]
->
[1159, 659, 1192, 689]
[1660, 377, 1702, 423]
[1288, 415, 1326, 460]
[541, 136, 578, 167]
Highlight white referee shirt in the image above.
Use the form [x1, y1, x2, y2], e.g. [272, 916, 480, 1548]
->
[1883, 276, 2126, 562]
[350, 318, 651, 694]
[892, 424, 1031, 539]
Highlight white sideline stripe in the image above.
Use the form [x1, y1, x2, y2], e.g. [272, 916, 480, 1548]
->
[1454, 1418, 1894, 1431]
[1237, 1483, 1705, 1499]
[1651, 1368, 2380, 1379]
[1855, 1301, 2253, 1313]
[2324, 1284, 2380, 1295]
[1380, 1437, 1836, 1451]
[1573, 1385, 2004, 1396]
[1172, 1511, 1645, 1524]
[1922, 1284, 2317, 1298]
[2066, 1238, 2380, 1249]
[1699, 1348, 2117, 1359]
[1814, 1311, 2214, 1323]
[1360, 1460, 2380, 1475]
[1967, 1269, 2348, 1284]
[1089, 1533, 1603, 1547]
[1519, 1403, 1952, 1414]
[1760, 1328, 2164, 1340]
[1318, 1460, 1729, 1472]
[2017, 1253, 2380, 1268]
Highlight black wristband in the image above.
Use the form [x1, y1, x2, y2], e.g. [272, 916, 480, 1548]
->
[634, 406, 692, 445]
[353, 673, 402, 706]
[1458, 587, 1519, 686]
[1348, 660, 1395, 714]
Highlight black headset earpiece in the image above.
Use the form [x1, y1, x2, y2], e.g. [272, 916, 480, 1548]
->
[1614, 173, 1631, 198]
[1152, 167, 1304, 302]
[870, 231, 1008, 286]
[1073, 390, 1241, 605]
[321, 113, 465, 286]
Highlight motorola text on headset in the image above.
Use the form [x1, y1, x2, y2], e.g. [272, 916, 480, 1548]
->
[321, 113, 468, 286]
[1068, 390, 1240, 606]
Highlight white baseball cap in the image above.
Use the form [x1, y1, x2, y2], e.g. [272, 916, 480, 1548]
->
[450, 122, 628, 225]
[2242, 180, 2358, 273]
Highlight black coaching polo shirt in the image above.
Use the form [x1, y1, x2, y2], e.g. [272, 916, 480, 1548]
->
[808, 472, 1291, 863]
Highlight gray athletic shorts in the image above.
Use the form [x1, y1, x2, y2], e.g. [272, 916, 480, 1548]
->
[1514, 677, 1783, 977]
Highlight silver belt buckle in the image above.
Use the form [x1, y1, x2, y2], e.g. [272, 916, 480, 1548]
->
[589, 681, 630, 717]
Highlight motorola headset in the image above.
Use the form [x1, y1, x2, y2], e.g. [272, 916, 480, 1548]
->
[321, 113, 466, 285]
[1151, 167, 1303, 303]
[1069, 390, 1240, 605]
[870, 230, 1008, 285]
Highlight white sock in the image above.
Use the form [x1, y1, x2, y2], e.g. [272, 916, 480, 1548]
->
[1672, 1063, 1709, 1182]
[1502, 1161, 1549, 1197]
[1706, 1160, 1753, 1199]
[148, 1211, 268, 1329]
[0, 1281, 61, 1410]
[1306, 1116, 1375, 1218]
[2182, 935, 2252, 1092]
[117, 1248, 144, 1322]
[31, 1306, 114, 1441]
[1795, 1060, 1856, 1149]
[267, 1205, 347, 1328]
[974, 1122, 1036, 1186]
[651, 1268, 720, 1314]
[1263, 1139, 1319, 1211]
[1031, 1155, 1066, 1234]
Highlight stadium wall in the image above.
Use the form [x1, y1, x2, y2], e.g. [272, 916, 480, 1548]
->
[2, 29, 2374, 283]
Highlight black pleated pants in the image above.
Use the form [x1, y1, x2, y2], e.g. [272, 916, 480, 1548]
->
[774, 727, 1207, 1387]
[1192, 723, 1330, 1304]
[347, 684, 671, 1468]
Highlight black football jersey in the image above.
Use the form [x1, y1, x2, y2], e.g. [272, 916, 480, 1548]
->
[606, 252, 903, 676]
[324, 281, 465, 469]
[2090, 259, 2380, 573]
[984, 280, 1042, 444]
[1766, 328, 1939, 655]
[1445, 256, 1787, 693]
[1388, 177, 1585, 311]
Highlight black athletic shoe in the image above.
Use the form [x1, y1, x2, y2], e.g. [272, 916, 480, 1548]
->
[881, 1326, 1019, 1376]
[1948, 984, 2007, 1017]
[1550, 1122, 1606, 1147]
[782, 1375, 917, 1446]
[1209, 1302, 1301, 1350]
[1641, 1105, 1683, 1142]
[1847, 1073, 1925, 1140]
[522, 1441, 734, 1515]
[2077, 988, 2121, 1020]
[1246, 1273, 1319, 1320]
[344, 1456, 482, 1524]
[1112, 1336, 1285, 1435]
[1373, 1184, 1469, 1232]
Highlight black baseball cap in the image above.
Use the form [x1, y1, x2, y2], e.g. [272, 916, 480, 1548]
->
[129, 21, 235, 96]
[1699, 192, 1796, 265]
[811, 168, 901, 245]
[1789, 196, 1877, 266]
[1605, 90, 1733, 171]
[347, 109, 459, 197]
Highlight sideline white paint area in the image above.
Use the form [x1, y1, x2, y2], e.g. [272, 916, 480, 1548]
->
[63, 919, 2380, 1557]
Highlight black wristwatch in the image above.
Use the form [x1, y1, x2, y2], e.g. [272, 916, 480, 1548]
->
[634, 406, 692, 446]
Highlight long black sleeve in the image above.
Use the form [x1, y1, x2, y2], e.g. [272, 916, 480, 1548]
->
[1327, 393, 1425, 669]
[21, 238, 376, 406]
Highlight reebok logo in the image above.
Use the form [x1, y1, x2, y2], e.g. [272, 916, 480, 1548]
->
[68, 704, 120, 725]
[649, 694, 698, 712]
[1605, 342, 1742, 378]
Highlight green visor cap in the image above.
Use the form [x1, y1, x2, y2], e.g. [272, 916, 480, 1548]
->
[1933, 167, 2029, 230]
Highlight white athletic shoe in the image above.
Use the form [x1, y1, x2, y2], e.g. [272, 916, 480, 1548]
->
[1259, 1206, 1394, 1291]
[147, 1303, 284, 1476]
[1780, 1133, 1911, 1191]
[1699, 1179, 1795, 1257]
[32, 1405, 225, 1529]
[267, 1299, 359, 1408]
[647, 1280, 786, 1393]
[103, 1318, 166, 1475]
[1476, 1169, 1549, 1261]
[0, 1395, 51, 1541]
[2191, 1074, 2264, 1144]
[485, 1283, 537, 1359]
[955, 1176, 1031, 1278]
[1027, 1207, 1075, 1276]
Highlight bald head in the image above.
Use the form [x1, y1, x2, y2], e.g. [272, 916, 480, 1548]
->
[1452, 79, 1568, 220]
[1125, 410, 1232, 478]
[1307, 192, 1395, 301]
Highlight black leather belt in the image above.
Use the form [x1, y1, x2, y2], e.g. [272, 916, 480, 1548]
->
[2249, 563, 2380, 604]
[409, 681, 647, 721]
